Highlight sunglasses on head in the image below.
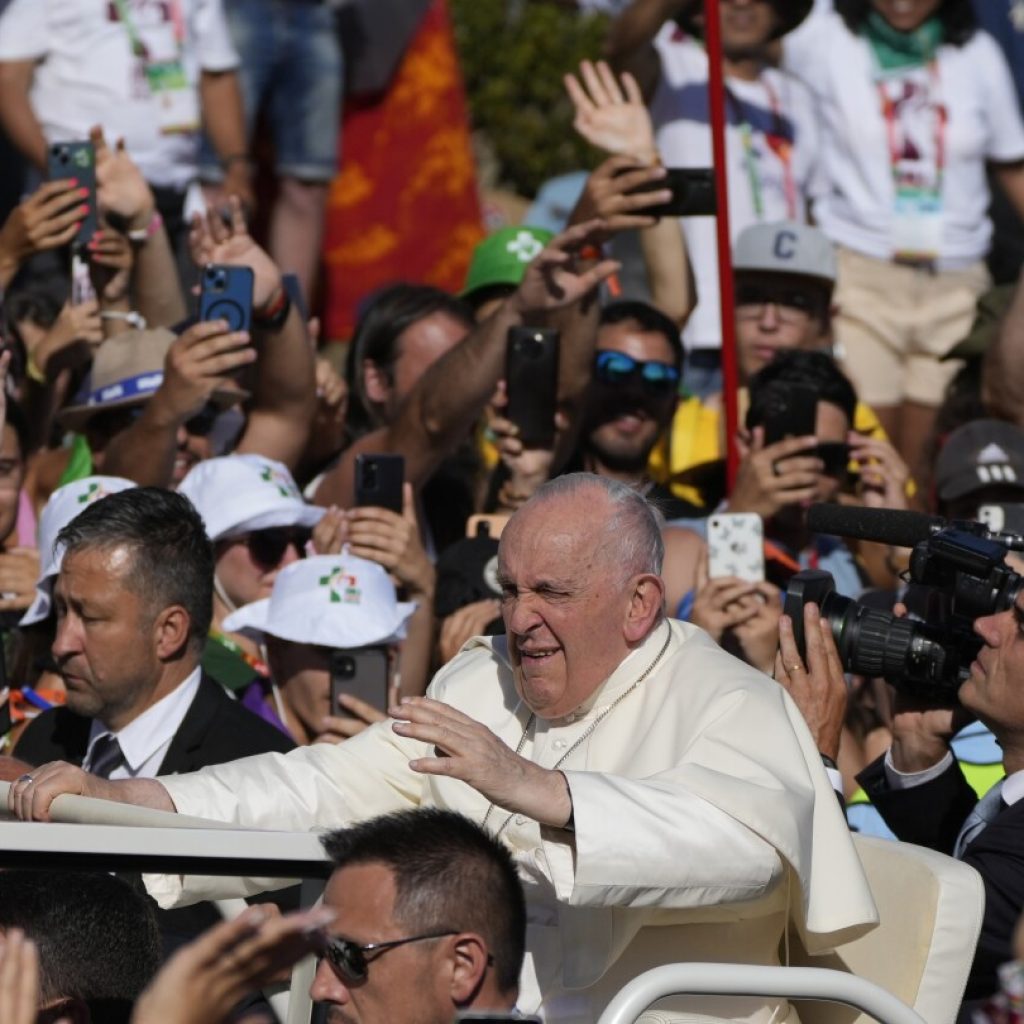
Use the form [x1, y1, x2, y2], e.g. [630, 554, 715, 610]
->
[593, 350, 680, 395]
[321, 929, 460, 984]
[243, 526, 311, 567]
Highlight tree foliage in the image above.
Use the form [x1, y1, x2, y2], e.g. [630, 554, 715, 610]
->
[449, 0, 609, 197]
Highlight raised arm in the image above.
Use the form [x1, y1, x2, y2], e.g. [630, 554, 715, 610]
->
[193, 198, 316, 469]
[604, 0, 681, 103]
[0, 59, 46, 170]
[314, 221, 620, 508]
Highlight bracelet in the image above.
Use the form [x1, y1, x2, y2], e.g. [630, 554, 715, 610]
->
[127, 211, 163, 244]
[221, 153, 254, 172]
[101, 310, 147, 330]
[25, 352, 45, 384]
[254, 286, 291, 330]
[820, 753, 839, 771]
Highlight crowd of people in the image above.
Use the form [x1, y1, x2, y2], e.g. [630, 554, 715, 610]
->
[0, 0, 1024, 1022]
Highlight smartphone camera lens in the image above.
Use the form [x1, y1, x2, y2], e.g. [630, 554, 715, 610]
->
[363, 462, 378, 489]
[338, 656, 356, 678]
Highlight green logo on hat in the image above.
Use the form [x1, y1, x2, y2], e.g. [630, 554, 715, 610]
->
[507, 230, 543, 263]
[77, 482, 108, 504]
[260, 466, 298, 499]
[319, 566, 361, 605]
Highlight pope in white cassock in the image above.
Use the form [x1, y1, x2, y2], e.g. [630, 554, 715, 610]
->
[11, 474, 878, 1023]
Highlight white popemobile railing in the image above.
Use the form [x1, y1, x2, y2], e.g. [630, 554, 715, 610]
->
[0, 785, 982, 1024]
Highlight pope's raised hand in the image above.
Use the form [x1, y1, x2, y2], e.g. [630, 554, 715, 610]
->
[390, 697, 573, 829]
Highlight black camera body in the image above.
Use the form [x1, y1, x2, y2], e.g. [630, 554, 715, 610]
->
[785, 525, 1024, 705]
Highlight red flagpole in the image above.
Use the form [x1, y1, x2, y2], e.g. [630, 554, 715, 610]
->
[703, 0, 740, 491]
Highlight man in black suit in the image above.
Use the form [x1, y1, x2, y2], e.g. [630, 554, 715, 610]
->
[12, 486, 293, 953]
[856, 595, 1024, 1013]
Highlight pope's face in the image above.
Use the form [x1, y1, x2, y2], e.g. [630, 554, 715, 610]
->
[497, 489, 636, 719]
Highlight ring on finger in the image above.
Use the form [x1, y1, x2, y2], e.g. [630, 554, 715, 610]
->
[788, 663, 803, 673]
[16, 773, 33, 785]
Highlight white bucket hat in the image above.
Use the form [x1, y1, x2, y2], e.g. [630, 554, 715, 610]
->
[222, 554, 416, 647]
[21, 475, 138, 626]
[177, 454, 325, 541]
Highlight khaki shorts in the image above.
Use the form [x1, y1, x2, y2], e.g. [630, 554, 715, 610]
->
[833, 246, 990, 407]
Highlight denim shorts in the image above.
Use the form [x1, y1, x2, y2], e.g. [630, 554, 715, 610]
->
[200, 0, 343, 182]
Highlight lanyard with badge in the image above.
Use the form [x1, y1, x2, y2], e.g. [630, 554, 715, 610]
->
[112, 0, 199, 135]
[726, 79, 797, 221]
[867, 16, 946, 264]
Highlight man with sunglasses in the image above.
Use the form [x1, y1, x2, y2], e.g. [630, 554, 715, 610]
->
[310, 808, 524, 1022]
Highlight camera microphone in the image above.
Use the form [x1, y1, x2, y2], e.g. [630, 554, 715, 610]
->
[806, 504, 944, 549]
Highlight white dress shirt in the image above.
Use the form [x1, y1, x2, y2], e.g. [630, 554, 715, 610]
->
[84, 668, 202, 780]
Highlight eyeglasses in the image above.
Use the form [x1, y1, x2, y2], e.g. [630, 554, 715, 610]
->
[735, 283, 823, 323]
[321, 929, 459, 984]
[242, 526, 311, 567]
[593, 350, 680, 395]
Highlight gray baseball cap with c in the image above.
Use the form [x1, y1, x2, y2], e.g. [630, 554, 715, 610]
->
[734, 221, 837, 288]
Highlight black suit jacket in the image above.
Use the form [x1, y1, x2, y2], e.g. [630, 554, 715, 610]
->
[15, 673, 295, 956]
[858, 755, 1024, 1007]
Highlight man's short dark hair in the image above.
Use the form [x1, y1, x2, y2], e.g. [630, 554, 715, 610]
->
[599, 300, 684, 374]
[321, 809, 526, 995]
[835, 0, 975, 45]
[747, 349, 858, 428]
[0, 870, 160, 1023]
[56, 486, 214, 650]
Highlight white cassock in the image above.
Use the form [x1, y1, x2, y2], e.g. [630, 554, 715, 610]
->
[147, 619, 878, 1023]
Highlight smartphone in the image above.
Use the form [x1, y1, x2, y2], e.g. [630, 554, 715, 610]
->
[628, 167, 717, 218]
[329, 646, 390, 717]
[758, 382, 819, 446]
[979, 503, 1024, 536]
[707, 513, 765, 582]
[199, 264, 254, 333]
[47, 141, 97, 249]
[354, 453, 404, 513]
[505, 326, 559, 450]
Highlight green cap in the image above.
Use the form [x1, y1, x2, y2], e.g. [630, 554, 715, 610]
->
[942, 284, 1016, 361]
[461, 227, 554, 300]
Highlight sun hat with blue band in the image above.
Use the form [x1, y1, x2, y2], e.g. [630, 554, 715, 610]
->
[57, 328, 248, 433]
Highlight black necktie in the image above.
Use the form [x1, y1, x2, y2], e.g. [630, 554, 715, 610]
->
[88, 733, 125, 779]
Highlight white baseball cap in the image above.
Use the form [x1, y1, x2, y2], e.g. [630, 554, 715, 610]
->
[223, 554, 416, 647]
[177, 454, 325, 541]
[21, 475, 138, 626]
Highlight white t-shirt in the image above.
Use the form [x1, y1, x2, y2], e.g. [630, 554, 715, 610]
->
[0, 0, 238, 190]
[651, 28, 825, 352]
[784, 3, 1024, 268]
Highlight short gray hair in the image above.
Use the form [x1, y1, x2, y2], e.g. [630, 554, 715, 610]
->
[524, 473, 664, 577]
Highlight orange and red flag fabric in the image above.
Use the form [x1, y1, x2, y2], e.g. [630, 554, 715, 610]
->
[322, 0, 485, 340]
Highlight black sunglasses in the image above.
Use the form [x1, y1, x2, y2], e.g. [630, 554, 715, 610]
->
[321, 929, 459, 984]
[244, 526, 311, 567]
[593, 350, 680, 395]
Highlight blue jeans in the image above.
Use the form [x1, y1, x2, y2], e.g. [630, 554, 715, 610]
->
[201, 0, 343, 181]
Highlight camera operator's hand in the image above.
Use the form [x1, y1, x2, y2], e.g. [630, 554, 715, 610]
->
[488, 381, 560, 512]
[189, 196, 280, 309]
[775, 604, 847, 761]
[850, 433, 910, 511]
[565, 60, 659, 162]
[30, 299, 103, 378]
[0, 930, 44, 1024]
[154, 320, 254, 425]
[887, 602, 973, 772]
[0, 548, 41, 613]
[312, 505, 347, 556]
[725, 428, 824, 519]
[87, 226, 134, 306]
[568, 156, 670, 241]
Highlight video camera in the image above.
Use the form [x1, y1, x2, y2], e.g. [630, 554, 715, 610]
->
[784, 505, 1024, 705]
